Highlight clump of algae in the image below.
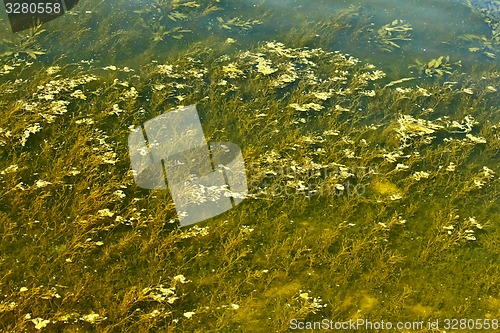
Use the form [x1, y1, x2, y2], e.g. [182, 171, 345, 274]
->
[370, 177, 402, 197]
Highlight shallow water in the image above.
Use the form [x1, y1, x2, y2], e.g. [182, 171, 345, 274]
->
[0, 0, 498, 332]
[1, 0, 497, 69]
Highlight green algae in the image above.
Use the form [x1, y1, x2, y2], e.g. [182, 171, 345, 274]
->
[0, 1, 498, 332]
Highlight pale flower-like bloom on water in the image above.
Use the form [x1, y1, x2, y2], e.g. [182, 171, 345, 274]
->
[167, 296, 179, 304]
[173, 275, 191, 284]
[482, 166, 495, 178]
[123, 87, 138, 99]
[113, 190, 126, 199]
[241, 225, 254, 234]
[334, 184, 345, 191]
[70, 89, 87, 100]
[20, 123, 42, 146]
[32, 318, 50, 330]
[474, 179, 485, 188]
[323, 130, 339, 136]
[80, 313, 102, 323]
[50, 100, 70, 115]
[396, 87, 412, 94]
[222, 63, 244, 78]
[75, 118, 94, 125]
[395, 163, 409, 171]
[412, 171, 430, 181]
[334, 105, 350, 112]
[362, 90, 376, 97]
[156, 64, 174, 75]
[445, 162, 456, 172]
[35, 180, 52, 188]
[390, 194, 403, 201]
[101, 151, 118, 164]
[468, 217, 483, 229]
[312, 92, 332, 100]
[67, 168, 81, 176]
[183, 311, 196, 318]
[289, 103, 324, 112]
[256, 58, 277, 75]
[443, 225, 454, 230]
[1, 164, 18, 175]
[46, 66, 60, 75]
[466, 133, 486, 144]
[417, 87, 432, 96]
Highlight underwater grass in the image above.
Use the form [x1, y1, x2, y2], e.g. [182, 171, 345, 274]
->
[0, 1, 499, 332]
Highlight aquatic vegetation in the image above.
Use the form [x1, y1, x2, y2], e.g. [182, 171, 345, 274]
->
[0, 1, 498, 332]
[373, 19, 413, 52]
[395, 114, 445, 146]
[217, 16, 263, 30]
[286, 5, 368, 50]
[462, 0, 499, 58]
[410, 55, 462, 77]
[0, 25, 47, 59]
[133, 0, 262, 47]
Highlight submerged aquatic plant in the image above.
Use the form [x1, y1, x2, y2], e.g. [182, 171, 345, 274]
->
[373, 19, 413, 52]
[465, 0, 500, 36]
[0, 24, 47, 59]
[410, 55, 462, 77]
[462, 0, 499, 58]
[460, 33, 498, 59]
